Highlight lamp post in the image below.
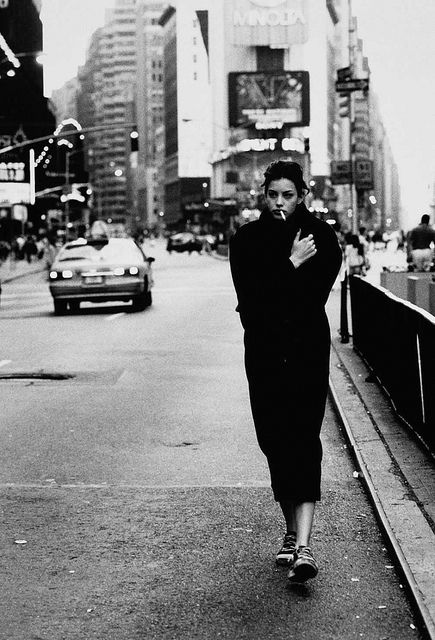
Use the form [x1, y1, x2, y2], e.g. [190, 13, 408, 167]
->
[60, 147, 84, 241]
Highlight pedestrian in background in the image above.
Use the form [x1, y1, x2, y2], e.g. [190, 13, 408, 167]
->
[23, 235, 37, 263]
[229, 160, 342, 583]
[344, 233, 366, 276]
[406, 214, 435, 271]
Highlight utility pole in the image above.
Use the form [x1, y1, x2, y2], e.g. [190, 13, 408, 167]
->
[348, 0, 358, 235]
[64, 150, 70, 241]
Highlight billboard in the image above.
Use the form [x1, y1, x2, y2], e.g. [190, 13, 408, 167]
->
[228, 71, 310, 128]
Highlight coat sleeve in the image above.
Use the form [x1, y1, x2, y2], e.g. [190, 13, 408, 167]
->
[229, 225, 289, 325]
[229, 222, 343, 327]
[302, 223, 343, 306]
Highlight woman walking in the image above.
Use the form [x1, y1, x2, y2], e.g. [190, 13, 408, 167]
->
[229, 160, 342, 582]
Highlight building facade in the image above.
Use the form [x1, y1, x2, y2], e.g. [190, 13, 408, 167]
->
[135, 0, 166, 231]
[159, 0, 347, 231]
[160, 0, 401, 236]
[74, 0, 165, 231]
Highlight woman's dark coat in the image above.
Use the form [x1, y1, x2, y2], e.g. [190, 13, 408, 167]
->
[229, 204, 342, 502]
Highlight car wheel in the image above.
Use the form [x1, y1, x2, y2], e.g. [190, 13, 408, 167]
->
[53, 299, 68, 315]
[132, 291, 148, 311]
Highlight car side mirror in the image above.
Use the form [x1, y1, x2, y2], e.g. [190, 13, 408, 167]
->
[147, 257, 155, 263]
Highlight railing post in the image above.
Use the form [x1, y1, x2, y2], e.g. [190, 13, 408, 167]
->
[340, 271, 350, 343]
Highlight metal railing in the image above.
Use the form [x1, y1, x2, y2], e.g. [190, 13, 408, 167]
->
[350, 275, 435, 455]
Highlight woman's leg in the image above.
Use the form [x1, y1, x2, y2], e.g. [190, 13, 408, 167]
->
[280, 500, 315, 547]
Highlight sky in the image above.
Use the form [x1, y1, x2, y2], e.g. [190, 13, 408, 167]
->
[39, 0, 435, 230]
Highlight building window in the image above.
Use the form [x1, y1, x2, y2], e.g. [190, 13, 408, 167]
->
[193, 72, 197, 81]
[193, 37, 197, 45]
[193, 54, 197, 63]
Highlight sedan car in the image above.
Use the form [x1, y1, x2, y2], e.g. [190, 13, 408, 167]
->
[166, 232, 203, 254]
[49, 237, 154, 314]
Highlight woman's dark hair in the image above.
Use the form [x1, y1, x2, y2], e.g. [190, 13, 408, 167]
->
[262, 160, 309, 197]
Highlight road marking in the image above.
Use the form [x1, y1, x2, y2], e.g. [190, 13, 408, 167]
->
[106, 312, 126, 322]
[0, 360, 12, 368]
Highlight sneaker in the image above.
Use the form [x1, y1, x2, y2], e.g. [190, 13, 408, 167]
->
[276, 532, 297, 566]
[288, 546, 318, 582]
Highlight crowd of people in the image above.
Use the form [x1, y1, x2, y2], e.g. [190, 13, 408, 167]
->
[0, 234, 57, 269]
[336, 216, 435, 276]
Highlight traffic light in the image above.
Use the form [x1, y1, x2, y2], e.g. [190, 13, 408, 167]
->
[338, 94, 350, 118]
[130, 130, 139, 152]
[304, 137, 310, 154]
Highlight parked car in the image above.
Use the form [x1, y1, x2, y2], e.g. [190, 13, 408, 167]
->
[49, 237, 154, 314]
[166, 232, 203, 254]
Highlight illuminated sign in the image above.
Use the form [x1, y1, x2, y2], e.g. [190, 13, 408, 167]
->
[212, 137, 305, 163]
[0, 182, 31, 205]
[229, 71, 310, 128]
[230, 0, 308, 46]
[0, 161, 26, 182]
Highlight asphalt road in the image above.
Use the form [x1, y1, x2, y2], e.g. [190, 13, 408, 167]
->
[0, 240, 424, 639]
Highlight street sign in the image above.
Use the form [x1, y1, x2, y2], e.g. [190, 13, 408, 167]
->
[335, 78, 369, 93]
[337, 66, 352, 82]
[354, 159, 374, 190]
[331, 160, 352, 185]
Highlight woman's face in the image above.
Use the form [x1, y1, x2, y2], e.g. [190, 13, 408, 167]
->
[265, 178, 302, 220]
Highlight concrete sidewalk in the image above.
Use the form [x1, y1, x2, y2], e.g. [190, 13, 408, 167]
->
[0, 256, 46, 283]
[326, 287, 435, 639]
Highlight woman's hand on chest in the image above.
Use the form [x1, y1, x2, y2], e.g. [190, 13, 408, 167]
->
[289, 230, 317, 269]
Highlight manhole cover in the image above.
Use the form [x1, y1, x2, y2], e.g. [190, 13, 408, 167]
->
[0, 372, 75, 381]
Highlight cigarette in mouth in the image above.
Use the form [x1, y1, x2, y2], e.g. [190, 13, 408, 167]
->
[280, 212, 286, 221]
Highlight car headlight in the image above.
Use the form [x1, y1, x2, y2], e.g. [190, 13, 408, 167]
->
[49, 270, 74, 280]
[128, 266, 139, 275]
[113, 267, 125, 276]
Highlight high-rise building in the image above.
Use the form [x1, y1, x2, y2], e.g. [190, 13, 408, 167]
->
[135, 0, 165, 230]
[159, 0, 401, 236]
[159, 2, 212, 227]
[159, 0, 342, 230]
[76, 0, 165, 230]
[51, 78, 79, 123]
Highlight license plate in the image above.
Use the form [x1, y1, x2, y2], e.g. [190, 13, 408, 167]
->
[84, 275, 103, 284]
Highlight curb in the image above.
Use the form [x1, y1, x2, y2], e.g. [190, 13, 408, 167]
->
[329, 342, 435, 640]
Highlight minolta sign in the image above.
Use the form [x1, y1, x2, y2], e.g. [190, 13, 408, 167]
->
[230, 0, 308, 45]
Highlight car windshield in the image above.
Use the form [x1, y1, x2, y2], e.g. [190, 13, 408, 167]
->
[57, 240, 144, 264]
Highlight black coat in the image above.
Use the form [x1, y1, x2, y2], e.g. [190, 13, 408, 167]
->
[229, 204, 342, 502]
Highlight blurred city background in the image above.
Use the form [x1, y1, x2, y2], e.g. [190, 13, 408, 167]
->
[1, 0, 434, 255]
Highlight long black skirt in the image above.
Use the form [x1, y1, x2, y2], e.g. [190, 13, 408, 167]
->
[244, 324, 330, 503]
